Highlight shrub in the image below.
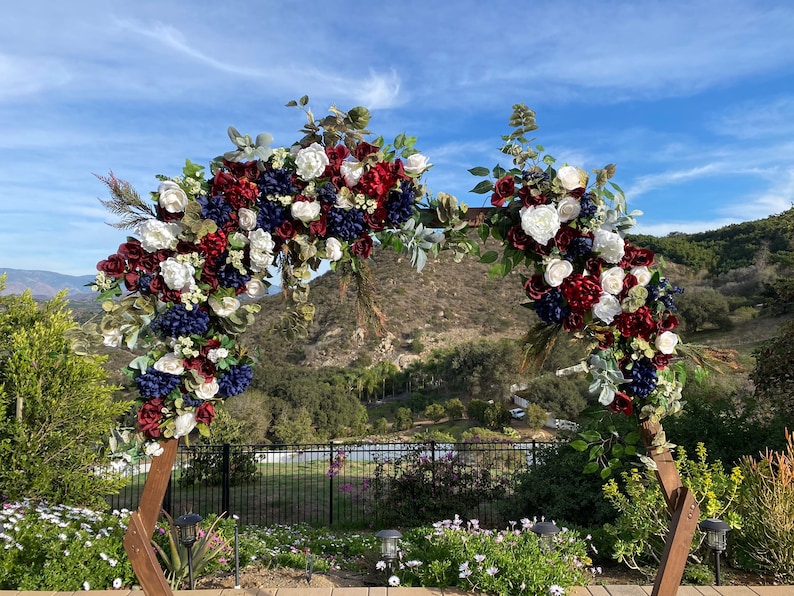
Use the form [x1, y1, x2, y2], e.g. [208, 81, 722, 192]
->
[445, 398, 465, 420]
[392, 407, 414, 431]
[0, 499, 135, 591]
[371, 416, 389, 435]
[735, 430, 794, 582]
[466, 398, 489, 422]
[369, 445, 512, 527]
[602, 443, 743, 577]
[395, 516, 596, 594]
[519, 374, 587, 420]
[424, 403, 446, 422]
[525, 403, 548, 431]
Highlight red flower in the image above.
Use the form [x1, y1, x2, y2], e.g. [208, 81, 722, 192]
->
[614, 306, 656, 340]
[652, 353, 672, 369]
[508, 225, 532, 250]
[563, 312, 584, 331]
[364, 208, 387, 232]
[354, 141, 380, 161]
[554, 226, 580, 253]
[620, 244, 655, 268]
[524, 274, 549, 299]
[561, 273, 602, 313]
[585, 256, 606, 277]
[138, 398, 165, 439]
[609, 392, 633, 416]
[493, 175, 515, 201]
[118, 240, 145, 267]
[359, 162, 397, 201]
[277, 220, 297, 240]
[195, 402, 215, 426]
[491, 193, 506, 208]
[184, 357, 216, 382]
[223, 159, 259, 181]
[518, 186, 548, 207]
[309, 214, 328, 237]
[351, 234, 373, 259]
[97, 254, 126, 278]
[658, 315, 679, 332]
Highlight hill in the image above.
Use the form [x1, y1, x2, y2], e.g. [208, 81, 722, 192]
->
[0, 268, 96, 299]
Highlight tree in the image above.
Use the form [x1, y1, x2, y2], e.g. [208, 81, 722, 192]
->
[751, 320, 794, 421]
[424, 403, 446, 422]
[0, 286, 131, 507]
[393, 407, 414, 431]
[525, 403, 548, 431]
[675, 288, 732, 332]
[445, 398, 465, 420]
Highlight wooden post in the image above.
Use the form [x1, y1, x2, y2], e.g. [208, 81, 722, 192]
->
[640, 420, 701, 596]
[123, 438, 179, 595]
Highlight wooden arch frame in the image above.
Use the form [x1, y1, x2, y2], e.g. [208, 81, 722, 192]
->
[123, 209, 699, 596]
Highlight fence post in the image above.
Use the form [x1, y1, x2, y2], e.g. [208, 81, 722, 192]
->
[222, 443, 231, 516]
[328, 442, 334, 526]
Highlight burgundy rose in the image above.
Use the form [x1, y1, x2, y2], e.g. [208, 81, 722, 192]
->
[200, 339, 221, 357]
[491, 193, 506, 208]
[224, 159, 259, 181]
[360, 162, 397, 201]
[276, 221, 297, 240]
[620, 244, 655, 268]
[658, 315, 679, 332]
[195, 402, 215, 426]
[211, 171, 236, 197]
[353, 141, 380, 161]
[614, 306, 656, 340]
[493, 175, 515, 200]
[118, 240, 144, 266]
[137, 398, 165, 439]
[364, 208, 387, 232]
[554, 226, 580, 253]
[561, 273, 602, 313]
[563, 312, 584, 331]
[518, 186, 547, 207]
[309, 214, 328, 237]
[184, 357, 216, 382]
[351, 234, 373, 259]
[325, 145, 350, 176]
[584, 256, 605, 277]
[123, 272, 142, 292]
[609, 392, 633, 416]
[507, 225, 532, 250]
[652, 353, 672, 369]
[523, 274, 549, 300]
[97, 254, 126, 278]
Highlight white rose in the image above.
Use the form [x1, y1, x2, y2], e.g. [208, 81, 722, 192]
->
[249, 250, 275, 273]
[159, 258, 196, 291]
[137, 220, 181, 252]
[520, 204, 560, 245]
[404, 153, 431, 175]
[593, 228, 626, 264]
[325, 237, 343, 262]
[238, 208, 258, 231]
[153, 353, 184, 376]
[102, 328, 123, 348]
[291, 200, 322, 223]
[557, 165, 583, 191]
[194, 378, 220, 400]
[592, 293, 623, 324]
[144, 442, 164, 458]
[245, 278, 267, 298]
[544, 258, 573, 287]
[157, 180, 188, 213]
[173, 412, 196, 439]
[209, 296, 241, 317]
[295, 142, 329, 180]
[340, 159, 364, 187]
[556, 196, 582, 223]
[600, 266, 626, 295]
[631, 266, 652, 286]
[655, 331, 679, 355]
[249, 229, 275, 253]
[207, 347, 229, 363]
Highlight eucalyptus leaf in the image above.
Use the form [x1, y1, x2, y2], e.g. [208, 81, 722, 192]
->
[468, 167, 490, 177]
[470, 180, 494, 194]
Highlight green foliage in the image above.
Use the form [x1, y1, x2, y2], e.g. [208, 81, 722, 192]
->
[518, 373, 588, 419]
[392, 406, 414, 431]
[396, 519, 595, 594]
[151, 511, 232, 590]
[524, 403, 548, 430]
[424, 402, 446, 422]
[0, 289, 132, 507]
[602, 443, 743, 574]
[465, 399, 511, 430]
[0, 499, 135, 591]
[735, 431, 794, 583]
[272, 406, 317, 443]
[370, 444, 512, 527]
[676, 288, 732, 332]
[751, 320, 794, 420]
[444, 398, 465, 420]
[466, 398, 489, 422]
[505, 441, 618, 532]
[371, 416, 389, 435]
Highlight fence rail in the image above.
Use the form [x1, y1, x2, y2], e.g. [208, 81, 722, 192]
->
[105, 440, 554, 529]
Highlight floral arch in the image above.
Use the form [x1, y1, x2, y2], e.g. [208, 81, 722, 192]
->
[83, 99, 692, 596]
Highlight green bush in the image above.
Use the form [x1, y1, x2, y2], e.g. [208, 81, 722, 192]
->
[0, 499, 135, 590]
[445, 398, 465, 420]
[371, 416, 389, 435]
[392, 407, 414, 431]
[602, 443, 743, 577]
[735, 432, 794, 582]
[396, 518, 595, 594]
[424, 403, 446, 422]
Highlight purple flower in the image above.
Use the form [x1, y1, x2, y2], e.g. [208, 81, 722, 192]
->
[135, 367, 181, 399]
[217, 364, 253, 397]
[150, 304, 210, 339]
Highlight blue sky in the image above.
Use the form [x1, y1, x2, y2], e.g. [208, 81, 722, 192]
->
[2, 0, 793, 276]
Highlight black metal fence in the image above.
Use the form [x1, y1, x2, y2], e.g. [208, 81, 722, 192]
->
[105, 440, 554, 529]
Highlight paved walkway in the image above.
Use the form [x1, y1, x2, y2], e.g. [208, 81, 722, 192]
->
[2, 586, 792, 595]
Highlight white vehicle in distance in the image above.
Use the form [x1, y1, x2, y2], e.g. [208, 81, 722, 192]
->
[509, 408, 526, 420]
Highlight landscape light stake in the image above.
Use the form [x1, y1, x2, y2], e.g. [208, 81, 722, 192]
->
[375, 529, 402, 574]
[530, 520, 560, 552]
[174, 512, 202, 590]
[699, 518, 730, 585]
